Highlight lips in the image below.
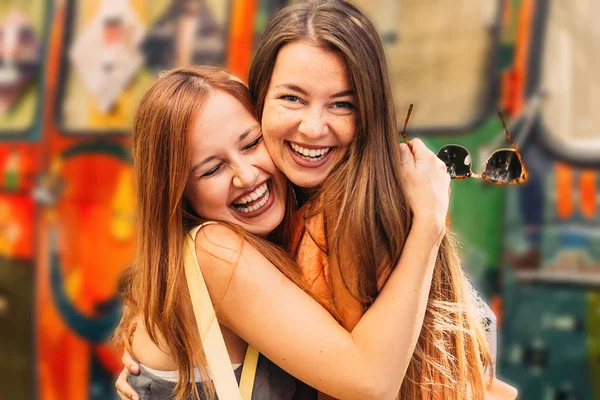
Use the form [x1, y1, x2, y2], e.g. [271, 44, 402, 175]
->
[230, 179, 274, 216]
[286, 141, 335, 168]
[289, 142, 332, 161]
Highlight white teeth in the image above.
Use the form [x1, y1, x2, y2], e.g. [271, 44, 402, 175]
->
[233, 181, 268, 205]
[232, 181, 271, 214]
[290, 142, 331, 160]
[234, 189, 270, 214]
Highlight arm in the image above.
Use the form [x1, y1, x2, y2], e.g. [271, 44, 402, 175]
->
[198, 140, 449, 400]
[115, 139, 449, 400]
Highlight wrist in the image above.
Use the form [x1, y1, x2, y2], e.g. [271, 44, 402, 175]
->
[411, 214, 446, 245]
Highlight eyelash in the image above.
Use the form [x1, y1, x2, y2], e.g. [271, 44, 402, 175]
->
[243, 134, 263, 151]
[202, 164, 221, 178]
[333, 101, 355, 110]
[280, 94, 300, 103]
[201, 135, 263, 178]
[279, 95, 355, 110]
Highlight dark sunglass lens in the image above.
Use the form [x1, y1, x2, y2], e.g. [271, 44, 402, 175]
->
[484, 150, 523, 182]
[437, 145, 471, 178]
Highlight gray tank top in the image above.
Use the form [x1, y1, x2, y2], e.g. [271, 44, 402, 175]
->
[127, 354, 317, 400]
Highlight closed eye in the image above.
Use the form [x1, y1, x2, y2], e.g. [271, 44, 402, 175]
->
[243, 134, 263, 151]
[201, 163, 222, 178]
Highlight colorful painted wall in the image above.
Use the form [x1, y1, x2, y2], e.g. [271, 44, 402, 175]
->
[0, 0, 597, 399]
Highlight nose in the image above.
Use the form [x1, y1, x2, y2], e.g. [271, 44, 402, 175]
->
[298, 107, 329, 139]
[232, 159, 259, 189]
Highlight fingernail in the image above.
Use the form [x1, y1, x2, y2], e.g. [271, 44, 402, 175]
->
[131, 365, 139, 374]
[132, 396, 139, 400]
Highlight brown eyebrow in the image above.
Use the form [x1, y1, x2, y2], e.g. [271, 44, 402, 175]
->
[275, 84, 309, 96]
[190, 125, 260, 175]
[330, 89, 354, 98]
[237, 124, 260, 143]
[274, 84, 354, 99]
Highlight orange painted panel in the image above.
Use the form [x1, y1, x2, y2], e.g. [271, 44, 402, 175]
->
[556, 162, 574, 220]
[580, 170, 597, 219]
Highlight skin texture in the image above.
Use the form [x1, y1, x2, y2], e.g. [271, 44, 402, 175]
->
[116, 136, 451, 400]
[261, 41, 357, 189]
[185, 90, 287, 237]
[118, 0, 518, 394]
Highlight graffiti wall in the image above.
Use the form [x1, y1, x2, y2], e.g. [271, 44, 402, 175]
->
[0, 1, 597, 399]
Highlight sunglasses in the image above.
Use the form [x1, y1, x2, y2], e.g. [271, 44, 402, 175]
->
[400, 104, 528, 184]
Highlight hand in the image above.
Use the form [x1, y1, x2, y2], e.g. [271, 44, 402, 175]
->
[399, 138, 451, 237]
[115, 347, 140, 400]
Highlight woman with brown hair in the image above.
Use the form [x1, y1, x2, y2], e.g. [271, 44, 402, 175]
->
[246, 1, 503, 399]
[115, 64, 452, 400]
[117, 1, 517, 399]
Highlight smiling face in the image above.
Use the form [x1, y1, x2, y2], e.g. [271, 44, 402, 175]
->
[185, 89, 287, 236]
[261, 41, 357, 189]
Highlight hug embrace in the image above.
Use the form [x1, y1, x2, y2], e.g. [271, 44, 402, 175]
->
[114, 1, 519, 399]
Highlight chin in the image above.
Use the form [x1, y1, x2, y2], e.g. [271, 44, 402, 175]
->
[248, 226, 276, 237]
[246, 221, 279, 237]
[249, 209, 286, 236]
[286, 165, 335, 189]
[289, 174, 327, 190]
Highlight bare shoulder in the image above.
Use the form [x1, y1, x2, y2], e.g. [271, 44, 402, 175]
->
[193, 222, 247, 266]
[191, 223, 261, 307]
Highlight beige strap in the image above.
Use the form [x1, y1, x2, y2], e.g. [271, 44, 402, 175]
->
[239, 345, 259, 400]
[184, 224, 244, 399]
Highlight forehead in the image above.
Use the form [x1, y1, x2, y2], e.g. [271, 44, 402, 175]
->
[189, 90, 257, 150]
[270, 41, 351, 91]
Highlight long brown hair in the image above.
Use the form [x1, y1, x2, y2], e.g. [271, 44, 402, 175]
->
[116, 66, 311, 400]
[249, 1, 493, 398]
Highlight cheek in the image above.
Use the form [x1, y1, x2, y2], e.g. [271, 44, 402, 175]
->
[262, 115, 288, 158]
[262, 129, 279, 156]
[255, 144, 278, 172]
[185, 179, 229, 218]
[262, 103, 293, 141]
[261, 138, 288, 175]
[337, 117, 357, 146]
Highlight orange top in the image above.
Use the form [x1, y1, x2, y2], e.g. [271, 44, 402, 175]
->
[290, 204, 365, 332]
[290, 206, 517, 400]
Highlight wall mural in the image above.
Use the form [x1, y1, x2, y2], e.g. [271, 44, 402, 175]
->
[0, 1, 597, 398]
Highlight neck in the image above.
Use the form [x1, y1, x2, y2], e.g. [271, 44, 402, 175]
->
[292, 185, 317, 208]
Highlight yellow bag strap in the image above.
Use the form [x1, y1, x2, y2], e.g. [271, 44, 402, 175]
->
[184, 224, 257, 400]
[239, 346, 259, 400]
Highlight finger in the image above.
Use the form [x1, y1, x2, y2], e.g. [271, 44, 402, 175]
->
[115, 367, 140, 400]
[408, 138, 432, 161]
[399, 143, 415, 167]
[122, 348, 140, 374]
[412, 138, 439, 159]
[436, 157, 448, 171]
[116, 391, 136, 400]
[410, 137, 433, 150]
[409, 137, 425, 152]
[399, 142, 412, 156]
